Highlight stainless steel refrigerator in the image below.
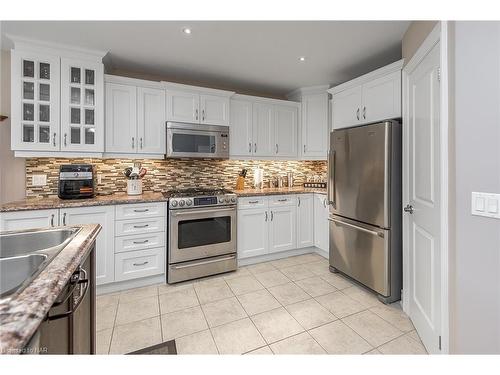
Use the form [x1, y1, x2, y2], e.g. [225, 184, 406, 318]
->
[327, 120, 402, 303]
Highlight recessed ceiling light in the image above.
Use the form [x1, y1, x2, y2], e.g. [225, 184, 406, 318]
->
[183, 28, 192, 35]
[299, 56, 306, 62]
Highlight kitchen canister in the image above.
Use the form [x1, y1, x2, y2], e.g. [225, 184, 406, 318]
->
[127, 179, 143, 195]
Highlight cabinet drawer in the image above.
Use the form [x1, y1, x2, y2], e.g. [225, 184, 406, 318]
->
[269, 195, 296, 207]
[115, 202, 166, 220]
[237, 196, 268, 210]
[114, 232, 165, 253]
[115, 216, 165, 237]
[115, 247, 165, 282]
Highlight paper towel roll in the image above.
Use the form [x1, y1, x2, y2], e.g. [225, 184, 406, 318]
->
[253, 168, 264, 189]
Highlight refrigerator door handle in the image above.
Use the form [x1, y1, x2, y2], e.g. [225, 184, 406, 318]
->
[327, 148, 336, 207]
[328, 217, 384, 238]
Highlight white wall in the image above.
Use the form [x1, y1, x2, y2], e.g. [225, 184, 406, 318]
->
[450, 21, 500, 354]
[0, 38, 26, 203]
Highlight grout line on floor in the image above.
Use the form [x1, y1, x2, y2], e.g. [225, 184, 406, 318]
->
[192, 280, 220, 354]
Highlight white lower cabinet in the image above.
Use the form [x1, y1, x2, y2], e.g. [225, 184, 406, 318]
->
[60, 206, 115, 285]
[237, 208, 269, 259]
[313, 194, 329, 252]
[0, 209, 59, 231]
[114, 247, 165, 282]
[296, 194, 314, 248]
[269, 205, 296, 253]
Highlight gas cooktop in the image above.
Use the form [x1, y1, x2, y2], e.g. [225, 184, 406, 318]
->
[163, 188, 237, 209]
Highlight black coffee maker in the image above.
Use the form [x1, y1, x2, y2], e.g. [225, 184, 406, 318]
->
[58, 164, 95, 199]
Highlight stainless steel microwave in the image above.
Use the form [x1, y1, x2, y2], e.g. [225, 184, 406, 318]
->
[166, 122, 229, 159]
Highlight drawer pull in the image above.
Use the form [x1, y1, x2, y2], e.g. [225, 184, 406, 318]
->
[133, 239, 149, 244]
[248, 200, 259, 204]
[133, 224, 150, 228]
[278, 199, 288, 202]
[133, 261, 149, 266]
[133, 209, 149, 213]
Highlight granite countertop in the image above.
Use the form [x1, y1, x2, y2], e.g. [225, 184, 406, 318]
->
[0, 192, 167, 213]
[233, 186, 327, 197]
[0, 224, 101, 354]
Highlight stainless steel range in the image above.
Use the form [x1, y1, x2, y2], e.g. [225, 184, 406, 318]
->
[164, 188, 237, 283]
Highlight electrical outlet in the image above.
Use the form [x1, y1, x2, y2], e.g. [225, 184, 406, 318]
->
[32, 174, 47, 186]
[97, 174, 102, 184]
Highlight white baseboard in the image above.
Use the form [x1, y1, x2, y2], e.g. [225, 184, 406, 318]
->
[314, 247, 329, 260]
[238, 247, 318, 267]
[97, 274, 165, 295]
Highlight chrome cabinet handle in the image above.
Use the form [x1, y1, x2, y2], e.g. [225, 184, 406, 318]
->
[265, 211, 268, 221]
[404, 204, 414, 214]
[248, 200, 259, 204]
[62, 213, 67, 226]
[363, 106, 366, 119]
[270, 211, 274, 221]
[140, 137, 143, 149]
[133, 208, 149, 212]
[278, 199, 287, 202]
[249, 142, 252, 153]
[202, 109, 205, 121]
[64, 133, 67, 146]
[323, 198, 327, 208]
[50, 214, 55, 227]
[132, 137, 135, 149]
[275, 144, 278, 154]
[356, 108, 360, 120]
[298, 197, 301, 207]
[195, 109, 199, 121]
[254, 143, 257, 153]
[133, 224, 149, 228]
[133, 239, 149, 244]
[133, 261, 149, 266]
[53, 132, 56, 147]
[303, 145, 306, 153]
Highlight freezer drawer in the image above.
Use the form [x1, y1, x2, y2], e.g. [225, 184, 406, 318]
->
[329, 215, 390, 296]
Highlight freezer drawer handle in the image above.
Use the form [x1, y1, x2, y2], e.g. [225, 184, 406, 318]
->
[172, 255, 236, 269]
[328, 217, 384, 238]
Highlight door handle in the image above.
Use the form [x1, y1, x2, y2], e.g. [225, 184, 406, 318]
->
[404, 204, 414, 214]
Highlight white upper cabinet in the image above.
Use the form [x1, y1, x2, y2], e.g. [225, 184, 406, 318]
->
[287, 86, 329, 160]
[274, 105, 297, 157]
[331, 86, 363, 129]
[200, 94, 230, 126]
[164, 83, 233, 126]
[105, 82, 137, 153]
[230, 99, 253, 157]
[329, 60, 403, 129]
[252, 102, 275, 157]
[137, 87, 166, 154]
[60, 58, 104, 152]
[361, 70, 402, 124]
[11, 50, 60, 151]
[9, 37, 106, 156]
[166, 90, 199, 123]
[230, 95, 299, 159]
[105, 76, 166, 156]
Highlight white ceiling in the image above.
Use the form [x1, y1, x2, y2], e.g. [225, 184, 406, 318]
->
[1, 21, 410, 97]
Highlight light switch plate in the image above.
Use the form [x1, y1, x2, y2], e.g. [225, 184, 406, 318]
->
[471, 192, 500, 219]
[32, 174, 47, 186]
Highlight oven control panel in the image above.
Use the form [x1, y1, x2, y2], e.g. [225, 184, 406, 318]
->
[169, 194, 237, 209]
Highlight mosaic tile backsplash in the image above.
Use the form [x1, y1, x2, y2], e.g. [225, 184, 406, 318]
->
[25, 158, 327, 198]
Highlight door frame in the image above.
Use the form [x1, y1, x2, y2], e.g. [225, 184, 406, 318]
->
[402, 21, 450, 353]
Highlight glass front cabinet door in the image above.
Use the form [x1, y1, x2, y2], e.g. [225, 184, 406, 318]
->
[11, 51, 60, 151]
[60, 58, 104, 152]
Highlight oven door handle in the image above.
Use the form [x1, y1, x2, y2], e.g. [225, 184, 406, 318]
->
[170, 207, 236, 216]
[171, 255, 237, 269]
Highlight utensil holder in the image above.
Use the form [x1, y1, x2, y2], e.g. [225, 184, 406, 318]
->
[127, 179, 142, 195]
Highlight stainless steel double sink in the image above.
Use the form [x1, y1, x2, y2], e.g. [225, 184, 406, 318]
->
[0, 227, 81, 297]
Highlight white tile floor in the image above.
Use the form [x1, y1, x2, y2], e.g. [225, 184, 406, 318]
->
[96, 253, 427, 355]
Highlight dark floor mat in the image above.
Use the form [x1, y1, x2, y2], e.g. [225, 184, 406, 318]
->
[127, 340, 177, 355]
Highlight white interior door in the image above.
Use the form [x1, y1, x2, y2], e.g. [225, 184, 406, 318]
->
[405, 41, 442, 354]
